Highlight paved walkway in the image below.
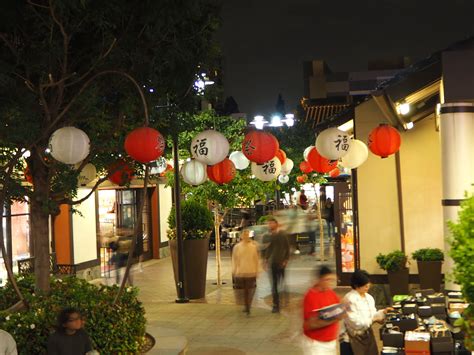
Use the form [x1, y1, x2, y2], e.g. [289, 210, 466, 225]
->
[102, 241, 347, 354]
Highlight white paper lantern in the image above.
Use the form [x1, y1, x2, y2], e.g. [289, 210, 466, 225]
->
[150, 157, 168, 175]
[303, 146, 314, 161]
[77, 163, 96, 186]
[49, 126, 90, 164]
[278, 174, 289, 184]
[229, 151, 250, 170]
[181, 159, 207, 186]
[251, 157, 281, 182]
[280, 158, 294, 175]
[191, 130, 229, 165]
[340, 139, 368, 169]
[315, 127, 352, 160]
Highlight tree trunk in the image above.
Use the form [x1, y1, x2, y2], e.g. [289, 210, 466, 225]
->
[29, 149, 52, 294]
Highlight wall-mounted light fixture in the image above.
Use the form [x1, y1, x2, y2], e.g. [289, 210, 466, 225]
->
[250, 113, 295, 130]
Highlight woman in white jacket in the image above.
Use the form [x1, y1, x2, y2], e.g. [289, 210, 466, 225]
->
[342, 270, 391, 355]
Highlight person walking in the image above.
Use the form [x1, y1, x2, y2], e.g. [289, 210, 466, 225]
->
[342, 270, 391, 355]
[47, 307, 94, 355]
[324, 198, 335, 240]
[232, 229, 260, 315]
[264, 216, 290, 313]
[303, 265, 345, 355]
[0, 329, 17, 355]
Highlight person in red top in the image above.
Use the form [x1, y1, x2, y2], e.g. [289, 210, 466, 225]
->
[303, 265, 345, 354]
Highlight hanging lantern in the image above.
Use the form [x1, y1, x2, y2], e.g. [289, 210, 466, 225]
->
[207, 158, 236, 184]
[251, 157, 281, 182]
[315, 127, 352, 160]
[275, 149, 287, 164]
[181, 160, 207, 186]
[329, 168, 340, 178]
[108, 160, 134, 186]
[299, 161, 313, 173]
[77, 163, 97, 186]
[124, 127, 165, 163]
[150, 157, 168, 175]
[307, 147, 337, 173]
[191, 130, 229, 165]
[242, 130, 279, 164]
[229, 151, 250, 170]
[280, 158, 294, 175]
[340, 139, 369, 169]
[278, 174, 289, 184]
[368, 124, 401, 158]
[24, 166, 33, 184]
[49, 126, 90, 164]
[296, 174, 308, 184]
[303, 145, 314, 161]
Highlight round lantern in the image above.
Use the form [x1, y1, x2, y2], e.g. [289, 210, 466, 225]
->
[329, 168, 340, 178]
[303, 145, 315, 161]
[299, 161, 313, 173]
[207, 158, 236, 184]
[278, 174, 289, 184]
[229, 151, 250, 170]
[251, 157, 281, 182]
[191, 130, 229, 165]
[315, 127, 352, 160]
[150, 157, 168, 175]
[340, 139, 369, 169]
[124, 127, 165, 163]
[242, 131, 279, 164]
[307, 147, 337, 173]
[77, 163, 97, 186]
[49, 126, 90, 164]
[275, 149, 287, 164]
[280, 158, 294, 175]
[24, 166, 33, 184]
[368, 124, 401, 158]
[181, 160, 207, 186]
[296, 174, 308, 184]
[108, 160, 134, 186]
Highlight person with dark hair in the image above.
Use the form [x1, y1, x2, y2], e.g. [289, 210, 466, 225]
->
[341, 270, 391, 355]
[264, 217, 290, 313]
[302, 265, 345, 354]
[47, 307, 94, 355]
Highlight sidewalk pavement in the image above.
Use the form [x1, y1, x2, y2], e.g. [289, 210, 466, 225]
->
[102, 241, 350, 354]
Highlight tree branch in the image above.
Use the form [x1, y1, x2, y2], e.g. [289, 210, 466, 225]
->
[27, 0, 49, 9]
[0, 33, 18, 58]
[49, 0, 69, 76]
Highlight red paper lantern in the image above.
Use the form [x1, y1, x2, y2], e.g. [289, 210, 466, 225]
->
[296, 174, 308, 184]
[207, 158, 236, 185]
[299, 161, 313, 173]
[242, 131, 279, 164]
[124, 127, 165, 163]
[108, 160, 134, 186]
[24, 166, 33, 184]
[368, 124, 401, 158]
[329, 168, 340, 178]
[275, 149, 287, 164]
[307, 147, 337, 173]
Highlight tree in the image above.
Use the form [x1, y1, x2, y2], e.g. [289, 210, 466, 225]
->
[0, 0, 221, 294]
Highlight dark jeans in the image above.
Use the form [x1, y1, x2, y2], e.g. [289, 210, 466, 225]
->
[270, 263, 285, 308]
[327, 220, 335, 238]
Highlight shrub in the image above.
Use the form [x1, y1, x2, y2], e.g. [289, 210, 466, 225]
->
[376, 250, 408, 272]
[168, 200, 213, 239]
[411, 248, 444, 262]
[0, 276, 146, 354]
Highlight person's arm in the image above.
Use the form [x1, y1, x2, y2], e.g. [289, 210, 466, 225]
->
[231, 244, 239, 275]
[304, 313, 343, 330]
[283, 234, 290, 264]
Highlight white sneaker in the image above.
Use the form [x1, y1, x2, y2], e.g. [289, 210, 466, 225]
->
[294, 250, 301, 255]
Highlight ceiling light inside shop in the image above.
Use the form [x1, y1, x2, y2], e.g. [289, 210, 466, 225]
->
[404, 121, 414, 130]
[397, 102, 410, 115]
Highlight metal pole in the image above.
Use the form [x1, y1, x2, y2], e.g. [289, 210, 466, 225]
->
[173, 133, 189, 303]
[214, 209, 222, 285]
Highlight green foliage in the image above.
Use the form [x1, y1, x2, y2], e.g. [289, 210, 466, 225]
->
[411, 248, 444, 262]
[168, 200, 213, 239]
[0, 275, 146, 354]
[376, 250, 408, 272]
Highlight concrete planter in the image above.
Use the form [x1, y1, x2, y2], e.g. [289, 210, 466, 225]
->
[388, 267, 409, 296]
[417, 260, 442, 292]
[169, 238, 209, 299]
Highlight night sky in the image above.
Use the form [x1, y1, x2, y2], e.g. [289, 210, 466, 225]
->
[219, 0, 474, 118]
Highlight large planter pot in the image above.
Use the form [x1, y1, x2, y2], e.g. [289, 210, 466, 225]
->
[169, 238, 209, 299]
[388, 267, 409, 296]
[417, 261, 442, 292]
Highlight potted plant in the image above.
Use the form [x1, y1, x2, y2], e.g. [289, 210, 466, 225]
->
[168, 200, 213, 299]
[376, 250, 409, 296]
[412, 248, 444, 292]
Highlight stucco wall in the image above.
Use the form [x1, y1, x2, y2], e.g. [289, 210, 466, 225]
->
[158, 184, 173, 243]
[72, 188, 98, 264]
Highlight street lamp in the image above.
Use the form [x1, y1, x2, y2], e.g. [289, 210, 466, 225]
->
[250, 113, 295, 129]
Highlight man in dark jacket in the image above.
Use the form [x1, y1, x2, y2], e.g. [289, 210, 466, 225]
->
[264, 216, 290, 313]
